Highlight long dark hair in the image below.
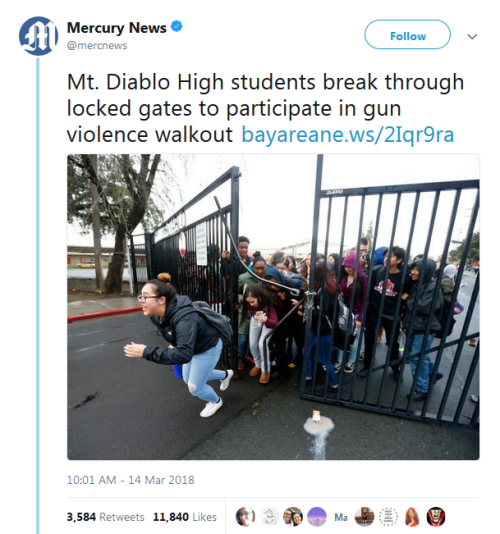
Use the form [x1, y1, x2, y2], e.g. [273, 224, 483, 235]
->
[341, 263, 364, 296]
[301, 253, 324, 278]
[328, 252, 339, 265]
[314, 260, 337, 295]
[270, 251, 285, 266]
[300, 255, 310, 278]
[284, 255, 297, 271]
[291, 511, 303, 527]
[241, 284, 275, 323]
[405, 508, 419, 525]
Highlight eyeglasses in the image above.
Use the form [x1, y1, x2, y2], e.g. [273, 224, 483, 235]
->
[239, 512, 252, 517]
[138, 295, 159, 303]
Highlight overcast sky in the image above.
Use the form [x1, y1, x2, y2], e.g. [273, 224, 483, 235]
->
[68, 154, 479, 259]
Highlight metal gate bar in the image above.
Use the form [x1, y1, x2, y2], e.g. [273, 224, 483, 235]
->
[129, 167, 240, 369]
[303, 154, 479, 428]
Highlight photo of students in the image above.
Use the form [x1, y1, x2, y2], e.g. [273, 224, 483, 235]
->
[68, 153, 479, 463]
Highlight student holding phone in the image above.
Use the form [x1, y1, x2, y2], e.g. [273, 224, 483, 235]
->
[242, 285, 279, 384]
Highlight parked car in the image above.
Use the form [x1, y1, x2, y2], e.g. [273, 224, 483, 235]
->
[77, 260, 95, 269]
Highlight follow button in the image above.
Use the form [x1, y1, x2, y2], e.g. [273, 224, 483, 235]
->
[365, 20, 451, 49]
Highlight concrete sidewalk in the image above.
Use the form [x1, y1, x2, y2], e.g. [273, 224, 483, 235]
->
[68, 296, 139, 316]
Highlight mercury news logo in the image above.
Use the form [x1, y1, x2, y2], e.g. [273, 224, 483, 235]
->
[19, 16, 58, 56]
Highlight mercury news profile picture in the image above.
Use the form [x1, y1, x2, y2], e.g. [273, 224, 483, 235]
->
[19, 17, 59, 55]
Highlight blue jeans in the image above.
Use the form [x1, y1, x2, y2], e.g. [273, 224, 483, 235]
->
[238, 333, 249, 358]
[182, 339, 225, 403]
[408, 334, 440, 393]
[306, 332, 338, 386]
[336, 335, 359, 365]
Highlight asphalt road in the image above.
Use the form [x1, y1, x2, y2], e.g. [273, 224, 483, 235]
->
[68, 313, 285, 460]
[337, 271, 479, 426]
[183, 380, 479, 461]
[451, 271, 479, 399]
[68, 286, 479, 461]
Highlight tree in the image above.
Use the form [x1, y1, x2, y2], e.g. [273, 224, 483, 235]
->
[449, 231, 480, 264]
[365, 220, 374, 245]
[68, 154, 182, 293]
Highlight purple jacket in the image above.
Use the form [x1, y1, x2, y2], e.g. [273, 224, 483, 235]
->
[339, 251, 368, 323]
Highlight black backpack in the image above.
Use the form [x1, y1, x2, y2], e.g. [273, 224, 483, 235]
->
[320, 290, 356, 336]
[336, 294, 356, 336]
[317, 289, 356, 349]
[435, 295, 456, 339]
[189, 301, 234, 345]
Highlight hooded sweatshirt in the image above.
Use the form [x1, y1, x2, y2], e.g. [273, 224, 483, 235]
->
[443, 264, 457, 278]
[373, 246, 387, 267]
[263, 266, 290, 326]
[339, 251, 368, 322]
[441, 264, 457, 303]
[264, 266, 285, 286]
[265, 265, 304, 290]
[403, 259, 443, 333]
[143, 295, 220, 365]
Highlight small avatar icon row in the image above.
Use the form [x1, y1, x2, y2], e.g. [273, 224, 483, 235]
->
[235, 506, 446, 527]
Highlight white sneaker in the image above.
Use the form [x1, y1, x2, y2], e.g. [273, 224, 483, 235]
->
[200, 399, 223, 418]
[220, 369, 234, 391]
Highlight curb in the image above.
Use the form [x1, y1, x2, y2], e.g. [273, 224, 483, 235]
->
[68, 306, 142, 323]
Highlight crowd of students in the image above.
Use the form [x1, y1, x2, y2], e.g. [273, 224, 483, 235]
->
[124, 234, 462, 418]
[234, 235, 458, 402]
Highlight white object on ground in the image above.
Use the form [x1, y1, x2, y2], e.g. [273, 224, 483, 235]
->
[304, 415, 335, 460]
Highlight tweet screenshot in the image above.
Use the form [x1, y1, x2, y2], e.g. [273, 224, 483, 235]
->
[5, 2, 496, 532]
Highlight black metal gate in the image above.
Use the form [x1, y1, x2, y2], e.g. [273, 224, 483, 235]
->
[302, 155, 479, 428]
[129, 166, 241, 368]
